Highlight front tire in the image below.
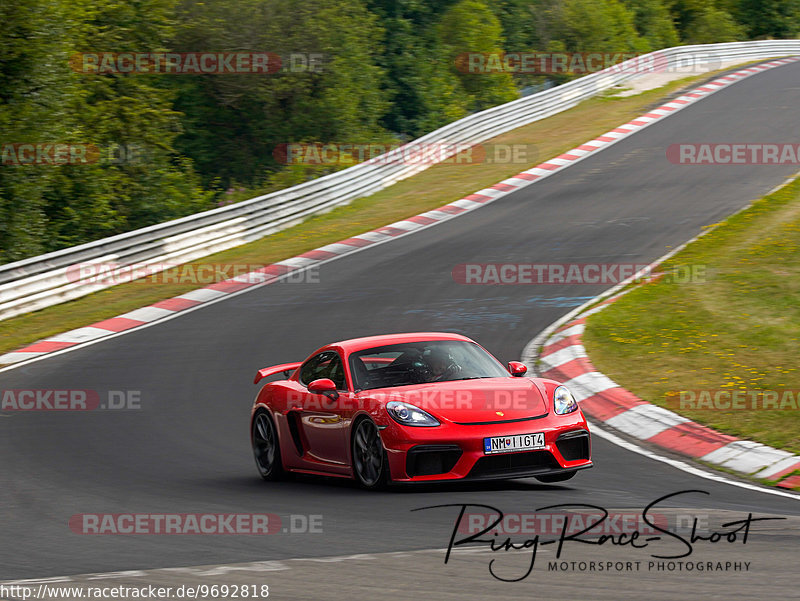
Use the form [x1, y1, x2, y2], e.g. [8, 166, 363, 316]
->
[252, 410, 286, 481]
[535, 470, 577, 483]
[351, 418, 388, 490]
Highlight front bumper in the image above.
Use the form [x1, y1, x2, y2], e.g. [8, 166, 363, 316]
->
[378, 412, 592, 482]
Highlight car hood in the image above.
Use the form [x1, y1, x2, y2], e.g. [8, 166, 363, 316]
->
[362, 377, 549, 424]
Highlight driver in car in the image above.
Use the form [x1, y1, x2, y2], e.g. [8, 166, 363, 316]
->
[422, 347, 461, 382]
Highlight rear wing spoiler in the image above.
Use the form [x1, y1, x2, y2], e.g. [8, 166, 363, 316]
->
[254, 362, 302, 384]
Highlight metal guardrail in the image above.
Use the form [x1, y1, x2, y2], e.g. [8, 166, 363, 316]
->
[1, 41, 799, 321]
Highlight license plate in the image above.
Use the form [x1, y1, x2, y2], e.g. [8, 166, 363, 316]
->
[484, 432, 545, 454]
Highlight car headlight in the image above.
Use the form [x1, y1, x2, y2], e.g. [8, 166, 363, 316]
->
[554, 385, 578, 415]
[386, 401, 440, 427]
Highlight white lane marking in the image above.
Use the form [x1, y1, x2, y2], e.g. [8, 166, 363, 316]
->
[46, 327, 115, 344]
[589, 420, 800, 501]
[756, 457, 800, 480]
[579, 303, 611, 318]
[383, 220, 422, 232]
[538, 344, 587, 370]
[547, 323, 585, 344]
[177, 288, 228, 302]
[701, 441, 796, 475]
[314, 242, 356, 255]
[472, 187, 507, 198]
[117, 306, 174, 322]
[350, 231, 389, 243]
[274, 256, 317, 269]
[604, 404, 690, 440]
[560, 371, 618, 402]
[519, 167, 551, 177]
[0, 351, 44, 365]
[500, 178, 533, 187]
[450, 198, 482, 210]
[419, 210, 453, 221]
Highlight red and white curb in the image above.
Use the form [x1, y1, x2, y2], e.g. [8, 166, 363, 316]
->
[525, 284, 800, 492]
[1, 57, 798, 369]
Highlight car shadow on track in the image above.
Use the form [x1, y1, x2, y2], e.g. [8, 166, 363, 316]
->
[208, 474, 575, 496]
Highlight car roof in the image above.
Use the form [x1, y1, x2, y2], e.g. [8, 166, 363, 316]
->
[330, 332, 473, 353]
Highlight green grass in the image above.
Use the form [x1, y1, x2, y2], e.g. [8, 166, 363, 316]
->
[0, 69, 745, 359]
[583, 176, 800, 456]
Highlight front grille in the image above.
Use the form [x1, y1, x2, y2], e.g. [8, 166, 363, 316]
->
[468, 450, 559, 479]
[406, 445, 462, 477]
[556, 430, 590, 461]
[452, 412, 548, 426]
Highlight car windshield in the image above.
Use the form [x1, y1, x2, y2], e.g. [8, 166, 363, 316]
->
[349, 340, 509, 391]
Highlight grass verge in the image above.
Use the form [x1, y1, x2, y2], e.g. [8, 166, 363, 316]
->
[582, 176, 800, 456]
[0, 67, 753, 357]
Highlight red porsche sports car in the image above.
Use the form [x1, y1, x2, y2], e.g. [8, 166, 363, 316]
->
[250, 332, 592, 489]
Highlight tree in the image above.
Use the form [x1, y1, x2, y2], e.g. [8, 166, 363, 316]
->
[171, 0, 389, 186]
[488, 0, 545, 52]
[437, 0, 519, 112]
[624, 0, 680, 48]
[735, 0, 800, 38]
[0, 0, 214, 262]
[365, 0, 466, 136]
[550, 0, 650, 53]
[0, 0, 70, 260]
[684, 6, 746, 43]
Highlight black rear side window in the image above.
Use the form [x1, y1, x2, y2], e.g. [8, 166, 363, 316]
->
[299, 351, 346, 390]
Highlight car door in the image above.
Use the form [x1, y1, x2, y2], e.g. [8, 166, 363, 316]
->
[297, 351, 349, 466]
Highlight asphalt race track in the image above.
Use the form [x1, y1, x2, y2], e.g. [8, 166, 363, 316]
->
[2, 61, 800, 597]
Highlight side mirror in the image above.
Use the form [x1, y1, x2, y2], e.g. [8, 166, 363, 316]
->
[508, 361, 528, 377]
[308, 378, 339, 399]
